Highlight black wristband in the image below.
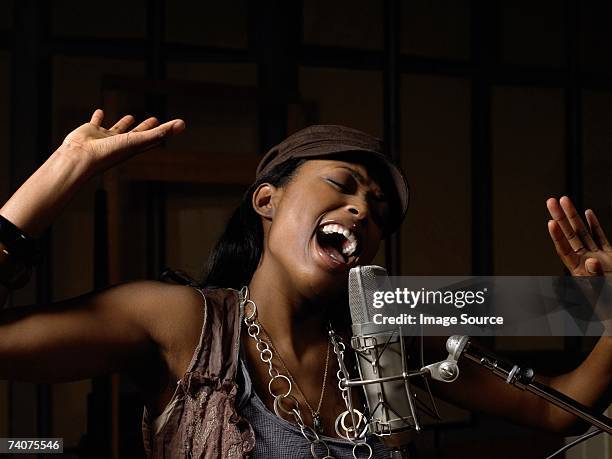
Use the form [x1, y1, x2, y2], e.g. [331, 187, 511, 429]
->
[0, 214, 40, 266]
[0, 241, 32, 289]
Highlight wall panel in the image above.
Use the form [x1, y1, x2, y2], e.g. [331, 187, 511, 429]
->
[401, 0, 470, 60]
[491, 86, 565, 275]
[50, 56, 145, 448]
[52, 0, 146, 38]
[582, 89, 612, 235]
[303, 0, 383, 50]
[0, 50, 10, 439]
[400, 75, 471, 275]
[499, 0, 564, 68]
[166, 0, 248, 48]
[0, 0, 12, 30]
[166, 63, 258, 156]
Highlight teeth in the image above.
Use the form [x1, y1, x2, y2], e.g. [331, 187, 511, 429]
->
[320, 223, 358, 257]
[342, 241, 357, 256]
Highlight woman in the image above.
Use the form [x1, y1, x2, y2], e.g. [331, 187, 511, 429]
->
[0, 111, 610, 458]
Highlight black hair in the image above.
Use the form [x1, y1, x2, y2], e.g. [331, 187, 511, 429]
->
[200, 157, 306, 289]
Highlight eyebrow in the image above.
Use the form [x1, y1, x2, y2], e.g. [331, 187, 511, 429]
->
[335, 166, 387, 199]
[336, 166, 366, 184]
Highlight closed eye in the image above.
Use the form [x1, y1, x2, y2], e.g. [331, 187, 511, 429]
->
[326, 178, 350, 192]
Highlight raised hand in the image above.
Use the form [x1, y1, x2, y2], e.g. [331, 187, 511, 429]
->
[61, 109, 185, 175]
[0, 110, 185, 239]
[546, 196, 612, 276]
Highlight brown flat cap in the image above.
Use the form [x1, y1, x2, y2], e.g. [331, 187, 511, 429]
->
[256, 125, 409, 233]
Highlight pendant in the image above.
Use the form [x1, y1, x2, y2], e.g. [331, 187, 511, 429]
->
[313, 412, 323, 434]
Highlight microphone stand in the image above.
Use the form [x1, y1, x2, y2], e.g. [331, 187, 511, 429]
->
[441, 336, 612, 434]
[334, 328, 612, 459]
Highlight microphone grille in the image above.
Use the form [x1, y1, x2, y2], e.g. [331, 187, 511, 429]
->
[348, 265, 389, 325]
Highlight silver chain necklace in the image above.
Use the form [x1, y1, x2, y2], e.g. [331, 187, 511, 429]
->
[240, 286, 373, 459]
[258, 322, 331, 434]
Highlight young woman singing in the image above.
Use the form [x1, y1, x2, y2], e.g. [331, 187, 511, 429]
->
[0, 111, 610, 458]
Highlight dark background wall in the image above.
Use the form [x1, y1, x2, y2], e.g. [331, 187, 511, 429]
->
[0, 1, 610, 457]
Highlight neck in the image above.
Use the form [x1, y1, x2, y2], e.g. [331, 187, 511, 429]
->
[247, 266, 346, 362]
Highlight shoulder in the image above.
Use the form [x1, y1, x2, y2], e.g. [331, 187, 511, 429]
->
[112, 281, 206, 392]
[95, 280, 205, 361]
[97, 280, 204, 331]
[120, 280, 207, 352]
[130, 283, 240, 376]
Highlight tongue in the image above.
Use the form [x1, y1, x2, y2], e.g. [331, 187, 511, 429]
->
[322, 245, 346, 264]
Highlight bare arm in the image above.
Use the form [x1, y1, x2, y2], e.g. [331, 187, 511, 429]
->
[0, 280, 204, 383]
[426, 336, 610, 434]
[0, 109, 184, 309]
[1, 110, 184, 239]
[430, 197, 612, 433]
[0, 110, 191, 383]
[541, 336, 611, 430]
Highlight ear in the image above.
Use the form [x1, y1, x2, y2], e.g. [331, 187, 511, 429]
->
[252, 183, 280, 220]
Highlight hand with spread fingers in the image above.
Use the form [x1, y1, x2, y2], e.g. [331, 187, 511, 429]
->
[546, 196, 612, 276]
[0, 109, 185, 240]
[61, 109, 185, 176]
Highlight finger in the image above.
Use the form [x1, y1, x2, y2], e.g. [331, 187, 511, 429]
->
[546, 198, 586, 253]
[119, 119, 185, 152]
[109, 115, 135, 134]
[585, 258, 603, 276]
[548, 220, 581, 272]
[585, 209, 612, 251]
[559, 196, 599, 251]
[90, 109, 104, 126]
[130, 117, 159, 132]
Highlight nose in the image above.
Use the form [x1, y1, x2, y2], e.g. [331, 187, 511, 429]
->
[346, 197, 369, 222]
[346, 193, 386, 231]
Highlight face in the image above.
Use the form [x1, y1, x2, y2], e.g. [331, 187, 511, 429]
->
[254, 159, 390, 298]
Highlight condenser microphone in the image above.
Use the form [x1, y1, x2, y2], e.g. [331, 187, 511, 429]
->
[347, 265, 437, 450]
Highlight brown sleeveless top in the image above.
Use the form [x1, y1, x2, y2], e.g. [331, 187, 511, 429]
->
[141, 287, 256, 458]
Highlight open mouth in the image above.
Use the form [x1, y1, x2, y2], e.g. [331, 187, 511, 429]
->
[315, 222, 360, 266]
